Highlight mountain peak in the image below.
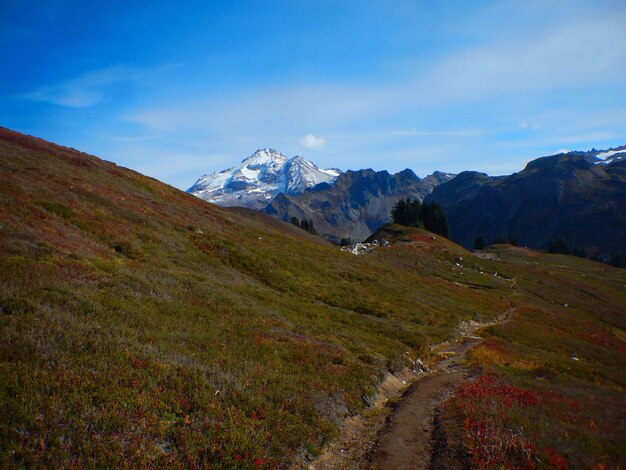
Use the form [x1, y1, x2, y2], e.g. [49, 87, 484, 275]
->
[188, 150, 340, 209]
[242, 148, 288, 165]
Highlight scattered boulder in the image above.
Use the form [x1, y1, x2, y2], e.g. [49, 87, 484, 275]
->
[414, 358, 431, 374]
[340, 239, 391, 255]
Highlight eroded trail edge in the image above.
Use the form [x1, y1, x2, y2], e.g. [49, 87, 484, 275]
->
[310, 308, 514, 470]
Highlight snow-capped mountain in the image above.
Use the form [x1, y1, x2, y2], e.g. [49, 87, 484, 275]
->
[187, 149, 341, 209]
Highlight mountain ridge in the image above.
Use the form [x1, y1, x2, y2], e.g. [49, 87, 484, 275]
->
[265, 167, 455, 243]
[425, 146, 626, 259]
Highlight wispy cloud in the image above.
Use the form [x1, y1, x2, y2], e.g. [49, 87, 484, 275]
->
[413, 7, 626, 105]
[24, 65, 143, 107]
[391, 129, 480, 138]
[125, 6, 626, 145]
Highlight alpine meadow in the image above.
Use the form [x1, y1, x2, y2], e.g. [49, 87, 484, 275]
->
[1, 1, 626, 468]
[1, 128, 624, 468]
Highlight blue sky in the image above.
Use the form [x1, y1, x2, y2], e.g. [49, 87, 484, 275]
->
[1, 0, 625, 189]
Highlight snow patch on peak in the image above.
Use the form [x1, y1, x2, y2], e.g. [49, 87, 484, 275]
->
[284, 156, 340, 194]
[594, 148, 626, 165]
[241, 148, 288, 167]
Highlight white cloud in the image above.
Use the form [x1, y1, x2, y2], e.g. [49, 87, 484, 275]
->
[125, 8, 626, 143]
[434, 11, 625, 100]
[27, 85, 102, 108]
[298, 133, 326, 149]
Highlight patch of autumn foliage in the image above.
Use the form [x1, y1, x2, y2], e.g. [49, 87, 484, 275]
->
[469, 338, 541, 371]
[447, 374, 549, 469]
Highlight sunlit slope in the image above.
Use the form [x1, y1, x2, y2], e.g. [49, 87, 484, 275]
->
[442, 245, 626, 468]
[0, 128, 506, 467]
[1, 128, 624, 467]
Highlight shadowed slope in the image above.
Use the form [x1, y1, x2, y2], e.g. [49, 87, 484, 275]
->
[425, 150, 626, 258]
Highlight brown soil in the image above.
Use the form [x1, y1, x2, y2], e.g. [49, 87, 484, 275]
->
[310, 369, 422, 470]
[310, 308, 514, 470]
[368, 337, 480, 469]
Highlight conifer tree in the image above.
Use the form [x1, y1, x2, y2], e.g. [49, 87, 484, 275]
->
[307, 219, 316, 235]
[474, 235, 486, 250]
[339, 237, 352, 246]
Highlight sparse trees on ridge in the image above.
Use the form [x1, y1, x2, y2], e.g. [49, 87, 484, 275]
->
[289, 216, 317, 235]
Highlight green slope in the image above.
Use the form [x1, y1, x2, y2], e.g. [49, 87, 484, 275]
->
[1, 128, 624, 468]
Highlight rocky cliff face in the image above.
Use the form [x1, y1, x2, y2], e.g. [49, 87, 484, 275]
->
[425, 147, 626, 259]
[265, 168, 454, 243]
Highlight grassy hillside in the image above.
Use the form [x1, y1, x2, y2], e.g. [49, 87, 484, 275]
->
[442, 246, 626, 468]
[1, 128, 624, 468]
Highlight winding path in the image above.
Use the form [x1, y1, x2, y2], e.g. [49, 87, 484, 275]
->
[368, 337, 480, 469]
[310, 309, 513, 470]
[368, 310, 514, 469]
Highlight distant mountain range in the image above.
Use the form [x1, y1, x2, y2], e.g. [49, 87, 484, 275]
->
[188, 145, 626, 259]
[425, 146, 626, 259]
[188, 149, 340, 210]
[188, 150, 454, 242]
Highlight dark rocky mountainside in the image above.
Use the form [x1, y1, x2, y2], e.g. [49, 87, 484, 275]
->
[264, 168, 454, 243]
[425, 147, 626, 259]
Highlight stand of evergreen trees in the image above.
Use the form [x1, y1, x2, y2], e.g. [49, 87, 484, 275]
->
[473, 235, 486, 250]
[390, 198, 450, 238]
[289, 216, 317, 235]
[492, 235, 518, 246]
[610, 252, 626, 268]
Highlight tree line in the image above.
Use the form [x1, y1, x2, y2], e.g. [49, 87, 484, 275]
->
[473, 234, 518, 250]
[547, 238, 626, 268]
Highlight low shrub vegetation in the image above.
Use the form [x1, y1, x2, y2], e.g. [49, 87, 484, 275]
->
[1, 129, 624, 467]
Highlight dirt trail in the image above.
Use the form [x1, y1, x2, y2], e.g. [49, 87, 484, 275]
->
[368, 310, 513, 470]
[310, 308, 513, 470]
[368, 337, 480, 469]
